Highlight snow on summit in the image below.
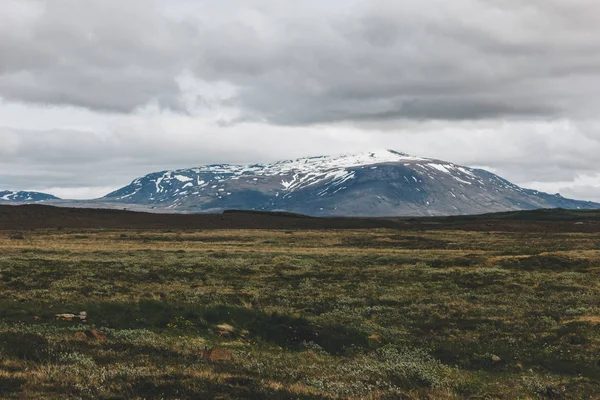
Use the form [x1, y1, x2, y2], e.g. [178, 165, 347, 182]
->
[270, 149, 424, 172]
[107, 149, 432, 200]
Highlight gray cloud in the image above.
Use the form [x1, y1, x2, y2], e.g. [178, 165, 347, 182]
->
[193, 0, 600, 124]
[0, 0, 192, 112]
[1, 0, 600, 123]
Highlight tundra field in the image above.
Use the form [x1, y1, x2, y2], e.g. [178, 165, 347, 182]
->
[1, 207, 600, 399]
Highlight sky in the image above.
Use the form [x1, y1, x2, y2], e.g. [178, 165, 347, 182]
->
[1, 0, 600, 201]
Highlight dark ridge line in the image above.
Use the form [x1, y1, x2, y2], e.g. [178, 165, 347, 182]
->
[1, 204, 600, 232]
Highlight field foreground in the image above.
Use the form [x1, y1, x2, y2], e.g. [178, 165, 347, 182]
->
[1, 208, 600, 399]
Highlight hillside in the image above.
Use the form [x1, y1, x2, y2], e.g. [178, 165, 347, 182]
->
[102, 150, 600, 216]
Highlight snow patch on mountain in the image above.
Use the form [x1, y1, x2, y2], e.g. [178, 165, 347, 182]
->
[0, 191, 60, 202]
[108, 149, 448, 201]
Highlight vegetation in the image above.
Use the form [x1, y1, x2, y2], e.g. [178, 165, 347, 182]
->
[0, 226, 599, 399]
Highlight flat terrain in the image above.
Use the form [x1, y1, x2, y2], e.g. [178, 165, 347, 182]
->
[2, 204, 600, 232]
[1, 206, 600, 398]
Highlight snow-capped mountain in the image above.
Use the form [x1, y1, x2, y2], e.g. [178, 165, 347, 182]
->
[0, 191, 60, 203]
[102, 149, 600, 216]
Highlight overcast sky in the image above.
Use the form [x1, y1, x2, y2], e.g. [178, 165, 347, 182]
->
[1, 0, 600, 201]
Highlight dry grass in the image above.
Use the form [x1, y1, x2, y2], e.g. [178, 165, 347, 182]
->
[0, 227, 599, 399]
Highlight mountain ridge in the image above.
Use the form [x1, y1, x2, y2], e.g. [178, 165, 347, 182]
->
[100, 149, 600, 216]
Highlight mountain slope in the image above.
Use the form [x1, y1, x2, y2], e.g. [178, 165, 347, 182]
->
[103, 150, 600, 216]
[0, 190, 60, 203]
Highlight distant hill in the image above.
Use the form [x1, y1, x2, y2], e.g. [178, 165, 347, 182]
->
[0, 190, 60, 203]
[101, 149, 600, 216]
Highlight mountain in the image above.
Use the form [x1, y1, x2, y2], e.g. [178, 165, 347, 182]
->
[103, 149, 600, 217]
[0, 190, 60, 203]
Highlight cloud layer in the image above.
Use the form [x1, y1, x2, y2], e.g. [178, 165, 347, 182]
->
[3, 0, 600, 123]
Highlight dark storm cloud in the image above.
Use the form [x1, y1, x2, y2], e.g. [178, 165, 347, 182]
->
[1, 0, 600, 123]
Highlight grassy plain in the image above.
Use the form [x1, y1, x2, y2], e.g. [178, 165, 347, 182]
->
[1, 222, 599, 399]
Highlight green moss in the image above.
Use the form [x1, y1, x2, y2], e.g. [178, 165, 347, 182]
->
[0, 228, 599, 399]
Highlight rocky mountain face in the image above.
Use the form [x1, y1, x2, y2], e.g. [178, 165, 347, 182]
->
[102, 150, 600, 216]
[0, 191, 60, 203]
